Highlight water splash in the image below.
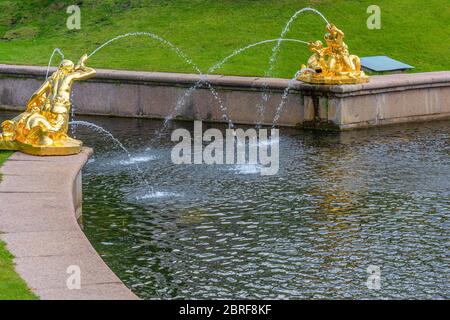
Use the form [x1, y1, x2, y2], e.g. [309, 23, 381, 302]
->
[231, 164, 263, 175]
[45, 48, 64, 79]
[135, 191, 180, 200]
[70, 120, 154, 194]
[117, 155, 156, 166]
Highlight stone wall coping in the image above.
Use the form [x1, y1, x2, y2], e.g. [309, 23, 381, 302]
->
[1, 64, 448, 95]
[0, 148, 139, 300]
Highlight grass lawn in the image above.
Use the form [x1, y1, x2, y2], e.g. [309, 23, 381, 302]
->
[0, 150, 11, 180]
[0, 0, 448, 78]
[0, 151, 38, 300]
[0, 151, 11, 165]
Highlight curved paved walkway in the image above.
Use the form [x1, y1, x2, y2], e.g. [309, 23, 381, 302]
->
[0, 148, 138, 300]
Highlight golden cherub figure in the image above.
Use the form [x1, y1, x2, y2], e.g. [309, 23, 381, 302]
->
[298, 24, 369, 84]
[0, 54, 96, 155]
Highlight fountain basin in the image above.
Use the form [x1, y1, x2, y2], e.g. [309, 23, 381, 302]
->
[71, 117, 450, 299]
[0, 64, 448, 130]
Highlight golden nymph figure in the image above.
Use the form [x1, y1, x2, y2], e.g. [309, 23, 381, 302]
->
[297, 24, 369, 85]
[0, 54, 96, 156]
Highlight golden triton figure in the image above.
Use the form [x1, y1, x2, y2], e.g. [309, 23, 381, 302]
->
[298, 24, 369, 85]
[0, 54, 96, 156]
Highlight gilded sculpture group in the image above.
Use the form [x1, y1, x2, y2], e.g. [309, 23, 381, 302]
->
[0, 24, 368, 156]
[297, 24, 369, 84]
[0, 54, 95, 155]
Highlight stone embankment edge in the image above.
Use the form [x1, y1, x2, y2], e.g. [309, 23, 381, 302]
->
[0, 148, 139, 300]
[0, 65, 449, 129]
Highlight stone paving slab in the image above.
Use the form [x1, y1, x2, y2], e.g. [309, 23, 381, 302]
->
[1, 231, 97, 257]
[14, 253, 123, 290]
[1, 160, 77, 176]
[37, 283, 139, 300]
[0, 174, 69, 193]
[0, 148, 139, 300]
[0, 194, 76, 233]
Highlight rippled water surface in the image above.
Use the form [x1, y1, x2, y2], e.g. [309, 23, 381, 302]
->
[72, 116, 450, 300]
[7, 110, 445, 299]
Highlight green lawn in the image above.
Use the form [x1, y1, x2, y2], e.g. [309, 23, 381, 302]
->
[0, 151, 11, 180]
[0, 151, 11, 163]
[0, 0, 448, 78]
[0, 151, 38, 300]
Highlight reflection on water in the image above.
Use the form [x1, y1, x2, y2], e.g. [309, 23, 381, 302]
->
[2, 111, 446, 299]
[77, 117, 448, 299]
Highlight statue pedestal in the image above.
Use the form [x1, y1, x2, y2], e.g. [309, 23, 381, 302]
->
[297, 71, 369, 85]
[1, 137, 83, 156]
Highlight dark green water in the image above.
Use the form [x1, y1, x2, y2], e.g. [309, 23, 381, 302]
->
[69, 116, 449, 299]
[0, 107, 442, 300]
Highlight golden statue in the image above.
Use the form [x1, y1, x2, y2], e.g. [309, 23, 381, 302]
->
[298, 24, 369, 85]
[0, 54, 96, 156]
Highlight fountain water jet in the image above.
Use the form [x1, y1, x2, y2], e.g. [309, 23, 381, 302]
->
[267, 8, 329, 75]
[272, 68, 316, 127]
[161, 38, 309, 133]
[258, 8, 330, 125]
[70, 120, 155, 195]
[161, 9, 328, 129]
[39, 8, 335, 154]
[70, 121, 132, 158]
[84, 30, 314, 133]
[45, 48, 64, 79]
[89, 32, 235, 129]
[88, 32, 201, 74]
[208, 38, 309, 74]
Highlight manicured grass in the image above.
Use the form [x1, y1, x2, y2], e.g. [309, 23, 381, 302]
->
[0, 241, 38, 300]
[0, 0, 447, 78]
[0, 151, 12, 180]
[0, 151, 11, 162]
[0, 151, 38, 300]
